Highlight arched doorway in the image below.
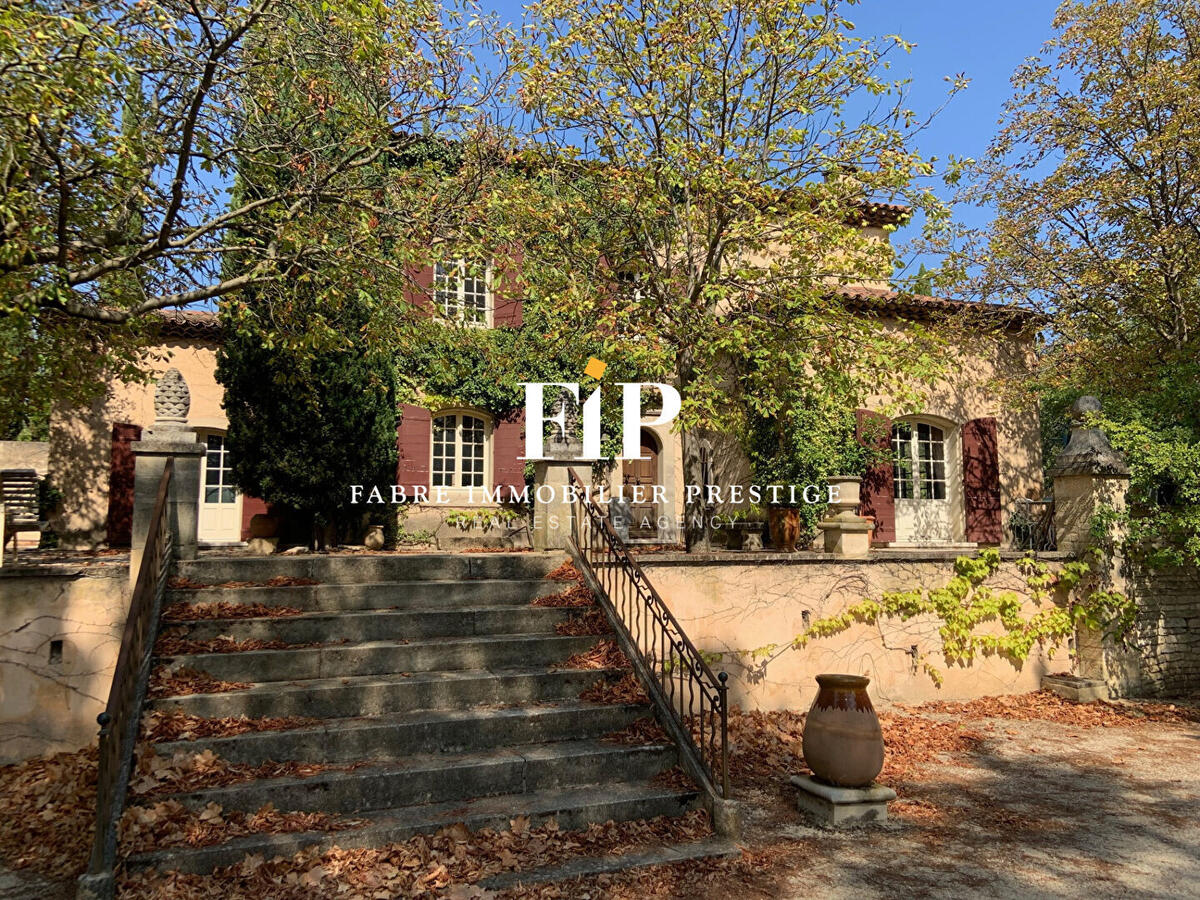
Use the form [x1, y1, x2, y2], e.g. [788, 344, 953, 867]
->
[621, 428, 660, 540]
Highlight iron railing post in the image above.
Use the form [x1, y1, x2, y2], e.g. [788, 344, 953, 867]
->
[718, 672, 730, 799]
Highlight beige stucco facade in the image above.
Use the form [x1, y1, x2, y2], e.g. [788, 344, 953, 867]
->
[49, 338, 226, 549]
[596, 319, 1043, 549]
[46, 318, 1042, 551]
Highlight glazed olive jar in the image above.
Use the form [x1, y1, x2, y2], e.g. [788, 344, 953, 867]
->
[801, 673, 885, 788]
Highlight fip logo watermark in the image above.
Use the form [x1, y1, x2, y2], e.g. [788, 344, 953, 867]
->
[520, 358, 679, 461]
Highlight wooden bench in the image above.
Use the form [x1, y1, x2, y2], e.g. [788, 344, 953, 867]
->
[1, 468, 46, 562]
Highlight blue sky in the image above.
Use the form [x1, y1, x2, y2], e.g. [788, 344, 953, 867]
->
[486, 0, 1064, 281]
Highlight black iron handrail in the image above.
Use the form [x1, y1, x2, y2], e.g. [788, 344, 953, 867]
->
[78, 460, 174, 900]
[567, 468, 729, 800]
[1010, 498, 1057, 551]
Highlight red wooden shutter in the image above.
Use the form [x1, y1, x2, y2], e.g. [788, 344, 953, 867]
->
[396, 405, 431, 494]
[856, 409, 895, 544]
[492, 245, 524, 327]
[405, 265, 436, 317]
[105, 422, 142, 547]
[240, 496, 270, 542]
[493, 410, 526, 497]
[962, 417, 1002, 543]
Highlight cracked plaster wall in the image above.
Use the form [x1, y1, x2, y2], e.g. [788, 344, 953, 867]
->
[0, 568, 127, 762]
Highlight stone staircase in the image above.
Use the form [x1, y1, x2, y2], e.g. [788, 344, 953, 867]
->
[129, 552, 723, 877]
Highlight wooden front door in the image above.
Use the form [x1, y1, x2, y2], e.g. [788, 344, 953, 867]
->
[621, 430, 659, 539]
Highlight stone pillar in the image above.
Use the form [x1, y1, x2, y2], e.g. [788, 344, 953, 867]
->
[1051, 397, 1131, 555]
[532, 460, 577, 551]
[1049, 396, 1131, 687]
[817, 476, 872, 557]
[532, 390, 584, 552]
[130, 368, 205, 585]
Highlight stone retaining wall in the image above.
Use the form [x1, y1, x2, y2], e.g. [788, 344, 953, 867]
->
[1118, 564, 1200, 697]
[0, 565, 127, 762]
[641, 552, 1069, 711]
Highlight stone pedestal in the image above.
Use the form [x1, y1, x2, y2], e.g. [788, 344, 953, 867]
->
[129, 368, 206, 585]
[532, 460, 576, 551]
[790, 774, 895, 826]
[1042, 674, 1107, 703]
[130, 438, 204, 583]
[817, 476, 872, 557]
[1050, 396, 1130, 555]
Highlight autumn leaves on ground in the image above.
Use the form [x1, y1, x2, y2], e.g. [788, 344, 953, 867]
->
[3, 692, 1198, 899]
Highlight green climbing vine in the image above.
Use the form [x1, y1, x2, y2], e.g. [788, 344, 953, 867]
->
[442, 507, 523, 532]
[736, 549, 1137, 687]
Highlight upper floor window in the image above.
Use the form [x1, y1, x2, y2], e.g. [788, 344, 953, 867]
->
[434, 259, 491, 327]
[893, 421, 947, 500]
[432, 412, 489, 489]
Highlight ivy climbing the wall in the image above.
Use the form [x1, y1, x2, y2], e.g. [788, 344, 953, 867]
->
[735, 549, 1136, 687]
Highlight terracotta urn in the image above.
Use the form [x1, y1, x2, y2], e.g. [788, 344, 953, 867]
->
[801, 674, 884, 788]
[768, 506, 800, 552]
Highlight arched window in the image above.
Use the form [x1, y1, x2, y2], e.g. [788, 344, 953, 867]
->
[432, 412, 490, 489]
[892, 421, 947, 500]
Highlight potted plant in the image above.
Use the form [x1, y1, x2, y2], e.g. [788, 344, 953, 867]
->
[745, 399, 875, 553]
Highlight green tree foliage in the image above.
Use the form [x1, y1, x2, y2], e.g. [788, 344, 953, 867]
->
[965, 0, 1200, 566]
[745, 391, 876, 538]
[0, 0, 502, 413]
[509, 0, 959, 540]
[216, 293, 398, 542]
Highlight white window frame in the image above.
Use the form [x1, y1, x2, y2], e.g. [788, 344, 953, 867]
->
[196, 430, 244, 545]
[430, 410, 493, 496]
[434, 258, 492, 328]
[892, 419, 948, 501]
[201, 432, 237, 506]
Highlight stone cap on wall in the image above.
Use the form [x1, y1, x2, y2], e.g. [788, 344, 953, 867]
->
[1049, 396, 1130, 478]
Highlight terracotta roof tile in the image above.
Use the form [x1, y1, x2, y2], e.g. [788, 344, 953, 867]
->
[155, 309, 221, 339]
[833, 284, 1040, 328]
[857, 201, 911, 226]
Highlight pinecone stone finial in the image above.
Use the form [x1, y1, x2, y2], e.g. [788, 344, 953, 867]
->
[153, 367, 191, 426]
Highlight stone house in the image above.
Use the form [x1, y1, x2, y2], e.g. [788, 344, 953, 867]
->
[45, 205, 1043, 551]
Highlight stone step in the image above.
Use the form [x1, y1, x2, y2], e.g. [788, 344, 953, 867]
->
[147, 667, 625, 719]
[126, 782, 702, 875]
[153, 701, 652, 765]
[166, 578, 561, 612]
[176, 552, 567, 586]
[155, 740, 678, 816]
[158, 634, 603, 683]
[478, 838, 740, 891]
[164, 606, 575, 644]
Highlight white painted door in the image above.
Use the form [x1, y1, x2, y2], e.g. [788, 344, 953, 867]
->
[892, 421, 952, 543]
[198, 433, 242, 543]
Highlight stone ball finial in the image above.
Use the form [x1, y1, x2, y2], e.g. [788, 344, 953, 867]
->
[153, 367, 191, 425]
[1071, 395, 1102, 420]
